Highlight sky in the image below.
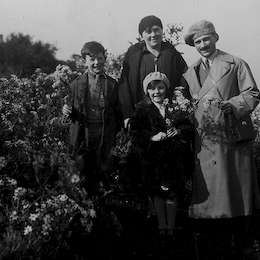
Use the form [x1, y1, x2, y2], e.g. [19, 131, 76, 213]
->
[1, 0, 260, 85]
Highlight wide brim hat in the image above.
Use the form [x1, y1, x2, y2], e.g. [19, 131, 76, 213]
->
[184, 20, 219, 46]
[143, 72, 170, 94]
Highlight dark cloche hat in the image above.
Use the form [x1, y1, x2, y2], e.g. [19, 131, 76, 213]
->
[138, 15, 163, 35]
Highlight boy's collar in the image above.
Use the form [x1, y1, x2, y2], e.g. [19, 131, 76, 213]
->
[87, 69, 105, 78]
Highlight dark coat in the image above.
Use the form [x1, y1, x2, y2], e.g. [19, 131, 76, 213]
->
[129, 98, 194, 202]
[67, 72, 122, 171]
[119, 41, 188, 120]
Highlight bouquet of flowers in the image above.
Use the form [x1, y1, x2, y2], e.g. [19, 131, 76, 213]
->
[199, 94, 230, 146]
[163, 88, 195, 138]
[110, 128, 132, 164]
[203, 93, 222, 111]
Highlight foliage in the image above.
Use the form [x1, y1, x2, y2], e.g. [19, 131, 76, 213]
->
[197, 94, 260, 164]
[105, 53, 125, 81]
[110, 128, 132, 164]
[164, 23, 184, 46]
[0, 33, 59, 78]
[0, 65, 98, 259]
[251, 106, 260, 181]
[163, 88, 195, 138]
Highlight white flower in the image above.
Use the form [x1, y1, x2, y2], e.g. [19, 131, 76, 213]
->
[203, 94, 222, 110]
[10, 211, 18, 221]
[0, 156, 7, 169]
[29, 213, 40, 221]
[7, 178, 17, 186]
[42, 214, 52, 235]
[55, 209, 62, 216]
[59, 194, 68, 202]
[71, 174, 80, 183]
[22, 201, 30, 209]
[89, 209, 96, 218]
[24, 225, 33, 235]
[13, 187, 27, 200]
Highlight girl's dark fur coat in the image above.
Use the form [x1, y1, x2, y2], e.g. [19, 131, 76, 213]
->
[129, 99, 194, 202]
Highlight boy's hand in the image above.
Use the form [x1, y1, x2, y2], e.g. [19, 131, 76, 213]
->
[62, 104, 72, 117]
[124, 118, 130, 129]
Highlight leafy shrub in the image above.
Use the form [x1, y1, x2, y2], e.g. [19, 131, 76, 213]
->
[1, 61, 260, 259]
[252, 106, 260, 180]
[0, 65, 96, 259]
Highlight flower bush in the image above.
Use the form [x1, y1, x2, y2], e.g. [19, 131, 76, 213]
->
[251, 105, 260, 182]
[110, 128, 132, 164]
[194, 93, 260, 177]
[1, 63, 260, 258]
[0, 65, 97, 259]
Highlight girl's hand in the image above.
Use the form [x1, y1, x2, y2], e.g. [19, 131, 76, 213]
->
[167, 127, 180, 138]
[151, 132, 167, 141]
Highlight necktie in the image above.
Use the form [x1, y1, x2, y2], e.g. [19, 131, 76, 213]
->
[92, 75, 105, 108]
[204, 59, 210, 71]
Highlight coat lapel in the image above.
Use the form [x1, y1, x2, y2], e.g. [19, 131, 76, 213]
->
[186, 60, 202, 96]
[208, 51, 233, 84]
[129, 50, 142, 100]
[195, 51, 234, 100]
[78, 73, 90, 118]
[104, 76, 115, 106]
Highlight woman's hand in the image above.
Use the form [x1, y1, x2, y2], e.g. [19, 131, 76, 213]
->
[151, 132, 167, 141]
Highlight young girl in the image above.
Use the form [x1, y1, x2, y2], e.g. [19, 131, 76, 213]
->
[129, 71, 193, 237]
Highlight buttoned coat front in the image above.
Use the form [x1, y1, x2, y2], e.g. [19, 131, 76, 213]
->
[118, 41, 188, 120]
[129, 98, 194, 204]
[67, 73, 122, 170]
[184, 50, 260, 218]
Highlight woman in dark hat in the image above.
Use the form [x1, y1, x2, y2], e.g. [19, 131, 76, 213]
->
[118, 15, 190, 220]
[119, 15, 188, 129]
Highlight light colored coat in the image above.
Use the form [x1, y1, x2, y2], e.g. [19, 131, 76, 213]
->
[184, 50, 260, 218]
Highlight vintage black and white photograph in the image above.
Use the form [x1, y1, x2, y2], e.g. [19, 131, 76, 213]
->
[0, 0, 260, 259]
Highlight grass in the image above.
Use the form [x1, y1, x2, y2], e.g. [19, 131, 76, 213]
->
[66, 198, 260, 260]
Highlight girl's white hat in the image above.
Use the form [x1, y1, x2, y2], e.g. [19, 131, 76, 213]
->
[143, 71, 170, 94]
